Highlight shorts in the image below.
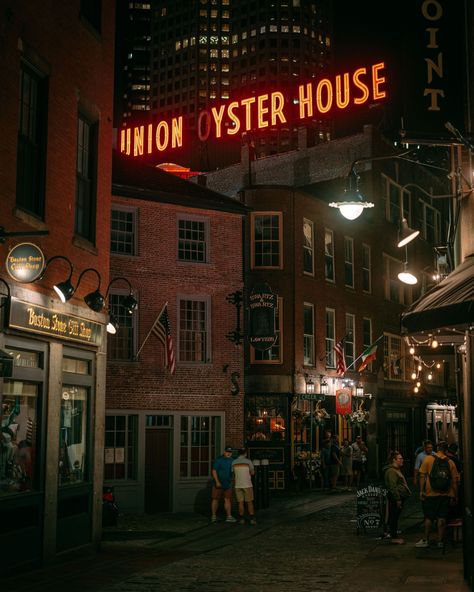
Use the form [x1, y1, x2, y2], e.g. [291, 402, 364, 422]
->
[211, 486, 232, 500]
[235, 487, 254, 502]
[422, 495, 451, 520]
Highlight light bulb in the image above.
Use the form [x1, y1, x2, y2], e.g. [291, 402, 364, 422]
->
[418, 364, 422, 371]
[339, 204, 364, 220]
[409, 346, 415, 355]
[416, 381, 421, 388]
[431, 338, 439, 348]
[427, 373, 433, 381]
[436, 363, 441, 369]
[411, 372, 417, 380]
[414, 386, 419, 393]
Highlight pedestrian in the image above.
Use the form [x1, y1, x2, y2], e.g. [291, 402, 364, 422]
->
[413, 440, 434, 486]
[416, 440, 459, 548]
[329, 435, 342, 490]
[351, 435, 368, 488]
[383, 450, 411, 544]
[232, 447, 257, 525]
[341, 438, 353, 490]
[211, 445, 237, 523]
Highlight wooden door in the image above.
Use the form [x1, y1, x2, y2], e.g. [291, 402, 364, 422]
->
[145, 429, 171, 513]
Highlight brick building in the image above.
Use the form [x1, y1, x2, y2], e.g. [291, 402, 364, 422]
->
[0, 0, 115, 571]
[198, 125, 456, 489]
[106, 153, 248, 512]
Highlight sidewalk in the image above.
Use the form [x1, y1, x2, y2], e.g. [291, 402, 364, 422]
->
[6, 487, 470, 592]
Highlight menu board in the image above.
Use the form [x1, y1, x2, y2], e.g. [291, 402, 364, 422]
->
[356, 485, 387, 532]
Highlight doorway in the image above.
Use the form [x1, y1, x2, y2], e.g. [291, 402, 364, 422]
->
[145, 428, 171, 512]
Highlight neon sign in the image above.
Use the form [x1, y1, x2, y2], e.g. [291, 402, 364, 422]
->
[120, 61, 387, 157]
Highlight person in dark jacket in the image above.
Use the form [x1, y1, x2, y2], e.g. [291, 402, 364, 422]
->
[383, 450, 411, 544]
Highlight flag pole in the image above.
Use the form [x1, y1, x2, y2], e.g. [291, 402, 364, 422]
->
[345, 334, 383, 372]
[135, 301, 168, 359]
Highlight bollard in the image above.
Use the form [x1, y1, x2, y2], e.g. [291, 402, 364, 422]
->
[261, 459, 270, 508]
[253, 459, 262, 510]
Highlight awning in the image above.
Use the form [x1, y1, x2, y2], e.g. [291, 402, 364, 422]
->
[401, 254, 474, 333]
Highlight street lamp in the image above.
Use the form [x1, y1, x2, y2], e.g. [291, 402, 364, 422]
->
[329, 170, 374, 220]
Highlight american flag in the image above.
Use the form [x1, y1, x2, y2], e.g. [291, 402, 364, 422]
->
[334, 337, 347, 376]
[151, 304, 176, 374]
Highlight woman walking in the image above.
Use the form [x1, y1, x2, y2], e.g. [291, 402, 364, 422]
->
[383, 451, 411, 544]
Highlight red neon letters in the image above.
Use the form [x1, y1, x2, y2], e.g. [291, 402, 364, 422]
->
[120, 62, 387, 157]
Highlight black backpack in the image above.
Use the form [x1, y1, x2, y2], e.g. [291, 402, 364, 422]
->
[429, 456, 452, 493]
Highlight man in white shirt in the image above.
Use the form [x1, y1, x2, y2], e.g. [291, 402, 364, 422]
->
[232, 448, 256, 524]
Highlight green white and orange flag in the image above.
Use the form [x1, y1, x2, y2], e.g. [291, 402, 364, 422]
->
[358, 336, 383, 373]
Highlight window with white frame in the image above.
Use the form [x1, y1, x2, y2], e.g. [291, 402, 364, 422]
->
[178, 216, 208, 262]
[179, 298, 209, 363]
[303, 219, 314, 275]
[362, 244, 371, 293]
[252, 297, 282, 363]
[344, 237, 354, 288]
[383, 333, 403, 381]
[104, 415, 138, 480]
[383, 254, 404, 304]
[421, 202, 441, 244]
[251, 212, 283, 268]
[111, 207, 137, 255]
[345, 313, 355, 368]
[384, 176, 411, 225]
[303, 303, 314, 366]
[325, 308, 335, 368]
[362, 317, 373, 371]
[325, 229, 334, 282]
[180, 415, 221, 478]
[108, 292, 136, 360]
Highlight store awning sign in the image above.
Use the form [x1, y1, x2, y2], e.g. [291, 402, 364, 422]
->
[248, 283, 277, 351]
[6, 243, 45, 283]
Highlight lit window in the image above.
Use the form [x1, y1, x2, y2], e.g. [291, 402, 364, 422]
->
[251, 212, 283, 268]
[325, 229, 334, 282]
[304, 303, 314, 366]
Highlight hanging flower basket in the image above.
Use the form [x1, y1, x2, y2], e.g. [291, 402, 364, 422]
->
[345, 409, 369, 427]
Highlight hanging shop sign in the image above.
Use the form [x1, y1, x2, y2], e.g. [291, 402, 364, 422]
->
[7, 297, 102, 346]
[335, 388, 352, 415]
[6, 243, 45, 283]
[248, 283, 277, 351]
[120, 61, 387, 157]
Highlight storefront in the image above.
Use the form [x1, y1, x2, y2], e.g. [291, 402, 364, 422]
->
[0, 283, 106, 572]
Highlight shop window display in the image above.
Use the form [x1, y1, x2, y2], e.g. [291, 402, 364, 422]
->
[0, 381, 38, 495]
[59, 386, 88, 485]
[245, 395, 287, 442]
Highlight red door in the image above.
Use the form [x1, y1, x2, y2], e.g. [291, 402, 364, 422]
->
[145, 428, 171, 512]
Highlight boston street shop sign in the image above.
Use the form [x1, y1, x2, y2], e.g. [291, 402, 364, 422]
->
[248, 283, 277, 351]
[6, 243, 46, 283]
[8, 297, 102, 346]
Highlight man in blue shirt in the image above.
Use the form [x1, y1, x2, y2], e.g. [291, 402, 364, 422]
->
[413, 440, 434, 486]
[211, 446, 237, 523]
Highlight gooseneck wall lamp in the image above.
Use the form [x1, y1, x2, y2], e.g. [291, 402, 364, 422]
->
[43, 255, 75, 303]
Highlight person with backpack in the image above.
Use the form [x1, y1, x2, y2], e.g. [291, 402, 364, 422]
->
[415, 440, 459, 548]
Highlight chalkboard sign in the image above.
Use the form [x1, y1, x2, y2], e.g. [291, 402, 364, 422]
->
[248, 283, 277, 351]
[356, 485, 387, 533]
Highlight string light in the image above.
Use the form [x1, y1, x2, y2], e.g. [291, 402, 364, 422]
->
[416, 381, 421, 388]
[427, 372, 433, 381]
[436, 362, 441, 369]
[431, 338, 439, 348]
[411, 371, 417, 380]
[409, 346, 415, 355]
[414, 386, 419, 393]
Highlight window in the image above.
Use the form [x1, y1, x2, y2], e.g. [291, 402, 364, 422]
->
[303, 219, 314, 275]
[384, 176, 411, 225]
[340, 314, 353, 370]
[179, 298, 209, 363]
[108, 292, 136, 360]
[325, 229, 334, 281]
[16, 63, 48, 218]
[180, 415, 220, 478]
[383, 255, 404, 304]
[303, 303, 314, 366]
[80, 0, 102, 32]
[251, 212, 282, 268]
[362, 317, 373, 371]
[344, 237, 354, 288]
[111, 207, 137, 255]
[421, 202, 441, 244]
[245, 395, 287, 443]
[362, 244, 371, 293]
[325, 308, 335, 368]
[75, 114, 98, 243]
[178, 217, 208, 262]
[252, 298, 283, 363]
[384, 334, 403, 381]
[104, 415, 138, 480]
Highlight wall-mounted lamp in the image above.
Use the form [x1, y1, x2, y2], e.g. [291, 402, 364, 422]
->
[44, 256, 75, 302]
[355, 384, 364, 398]
[104, 277, 138, 334]
[329, 170, 374, 220]
[305, 376, 315, 395]
[106, 312, 119, 335]
[320, 376, 329, 396]
[398, 247, 418, 285]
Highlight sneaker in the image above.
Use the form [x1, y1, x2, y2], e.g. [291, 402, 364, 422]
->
[210, 515, 217, 523]
[225, 516, 237, 523]
[249, 518, 257, 525]
[415, 539, 429, 548]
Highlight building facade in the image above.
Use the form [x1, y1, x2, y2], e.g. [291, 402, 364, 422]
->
[199, 125, 456, 489]
[105, 154, 247, 512]
[0, 0, 115, 571]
